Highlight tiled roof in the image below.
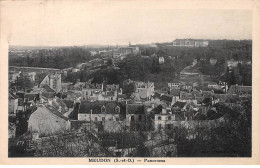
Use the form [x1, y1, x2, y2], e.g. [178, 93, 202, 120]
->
[63, 100, 74, 108]
[126, 104, 145, 114]
[170, 89, 180, 96]
[44, 104, 69, 121]
[24, 93, 39, 101]
[9, 92, 18, 99]
[79, 101, 125, 114]
[160, 95, 173, 103]
[41, 92, 55, 99]
[55, 97, 66, 108]
[191, 90, 203, 97]
[172, 101, 187, 109]
[41, 85, 55, 93]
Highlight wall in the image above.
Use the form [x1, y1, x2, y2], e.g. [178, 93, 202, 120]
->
[28, 107, 69, 135]
[78, 113, 120, 122]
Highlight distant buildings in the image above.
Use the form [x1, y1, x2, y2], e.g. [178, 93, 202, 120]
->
[173, 39, 209, 47]
[40, 73, 62, 93]
[228, 85, 252, 96]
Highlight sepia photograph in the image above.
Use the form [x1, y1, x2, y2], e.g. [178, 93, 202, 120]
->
[1, 0, 260, 165]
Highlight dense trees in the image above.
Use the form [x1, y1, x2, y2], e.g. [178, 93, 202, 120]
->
[224, 64, 252, 86]
[10, 40, 252, 87]
[174, 97, 251, 157]
[9, 47, 92, 69]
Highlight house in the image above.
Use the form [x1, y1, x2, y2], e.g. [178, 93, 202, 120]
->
[168, 82, 181, 89]
[40, 85, 56, 101]
[82, 83, 104, 99]
[28, 104, 70, 136]
[207, 82, 219, 89]
[134, 81, 155, 101]
[49, 73, 62, 92]
[159, 57, 165, 64]
[24, 93, 39, 103]
[65, 90, 83, 101]
[227, 59, 239, 69]
[171, 101, 196, 121]
[40, 73, 62, 93]
[27, 72, 36, 82]
[173, 39, 209, 47]
[72, 68, 80, 73]
[125, 103, 151, 131]
[160, 95, 174, 107]
[91, 90, 118, 101]
[61, 82, 73, 92]
[228, 85, 252, 96]
[105, 84, 120, 92]
[153, 107, 175, 131]
[50, 96, 68, 113]
[78, 101, 126, 122]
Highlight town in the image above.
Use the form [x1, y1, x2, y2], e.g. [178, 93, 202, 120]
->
[8, 39, 252, 157]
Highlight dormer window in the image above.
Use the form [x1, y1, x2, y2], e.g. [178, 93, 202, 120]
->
[115, 106, 120, 113]
[101, 105, 106, 113]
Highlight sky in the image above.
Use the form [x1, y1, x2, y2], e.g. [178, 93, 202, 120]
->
[2, 1, 252, 46]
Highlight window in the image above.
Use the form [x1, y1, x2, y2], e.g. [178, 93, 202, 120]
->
[158, 116, 161, 120]
[131, 116, 135, 121]
[115, 106, 120, 113]
[168, 116, 172, 120]
[95, 117, 98, 121]
[101, 105, 106, 113]
[102, 117, 105, 121]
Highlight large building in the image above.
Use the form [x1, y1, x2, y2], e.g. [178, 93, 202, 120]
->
[173, 39, 209, 47]
[40, 73, 62, 93]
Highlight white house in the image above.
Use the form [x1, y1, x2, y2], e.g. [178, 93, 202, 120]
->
[28, 104, 70, 136]
[159, 57, 165, 64]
